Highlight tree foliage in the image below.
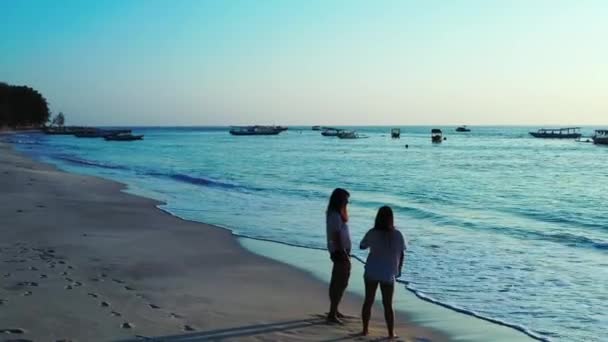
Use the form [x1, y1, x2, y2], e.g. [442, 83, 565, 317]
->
[51, 112, 65, 127]
[0, 82, 50, 128]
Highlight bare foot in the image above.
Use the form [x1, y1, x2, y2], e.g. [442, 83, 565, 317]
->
[326, 315, 343, 325]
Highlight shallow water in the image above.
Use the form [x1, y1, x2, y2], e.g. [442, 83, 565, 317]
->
[10, 126, 608, 341]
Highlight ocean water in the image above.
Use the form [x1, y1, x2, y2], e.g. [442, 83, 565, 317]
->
[8, 126, 607, 341]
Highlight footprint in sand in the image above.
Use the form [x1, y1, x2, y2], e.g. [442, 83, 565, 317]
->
[0, 299, 5, 305]
[64, 285, 73, 290]
[36, 204, 46, 208]
[100, 301, 110, 307]
[121, 322, 133, 329]
[148, 304, 160, 309]
[0, 328, 25, 334]
[40, 274, 47, 279]
[183, 325, 196, 332]
[16, 209, 23, 213]
[17, 282, 38, 287]
[111, 311, 122, 317]
[112, 278, 125, 284]
[169, 313, 183, 319]
[124, 286, 135, 291]
[28, 266, 38, 271]
[22, 291, 32, 296]
[87, 293, 99, 298]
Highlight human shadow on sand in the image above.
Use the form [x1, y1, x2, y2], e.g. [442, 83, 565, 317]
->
[115, 317, 331, 341]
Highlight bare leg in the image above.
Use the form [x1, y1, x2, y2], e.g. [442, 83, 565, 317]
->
[328, 260, 350, 322]
[380, 282, 395, 337]
[361, 278, 378, 336]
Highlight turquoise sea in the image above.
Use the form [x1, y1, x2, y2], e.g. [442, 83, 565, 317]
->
[8, 126, 607, 341]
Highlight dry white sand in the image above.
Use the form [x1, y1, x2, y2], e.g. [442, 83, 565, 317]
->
[0, 140, 446, 342]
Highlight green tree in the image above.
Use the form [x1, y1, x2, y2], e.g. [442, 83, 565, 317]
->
[51, 112, 65, 127]
[0, 82, 50, 128]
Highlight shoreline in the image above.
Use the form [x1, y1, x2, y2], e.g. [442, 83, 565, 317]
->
[0, 138, 447, 341]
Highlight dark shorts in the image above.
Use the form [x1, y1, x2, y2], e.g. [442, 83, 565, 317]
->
[330, 253, 351, 287]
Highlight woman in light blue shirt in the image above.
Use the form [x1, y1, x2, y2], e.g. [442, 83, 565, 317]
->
[360, 206, 406, 338]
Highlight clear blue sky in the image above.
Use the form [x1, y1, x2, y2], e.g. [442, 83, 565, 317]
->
[1, 0, 606, 126]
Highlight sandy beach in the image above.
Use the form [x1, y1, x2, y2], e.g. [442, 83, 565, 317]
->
[0, 139, 446, 341]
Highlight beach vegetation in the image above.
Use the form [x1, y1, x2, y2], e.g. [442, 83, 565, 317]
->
[0, 82, 50, 128]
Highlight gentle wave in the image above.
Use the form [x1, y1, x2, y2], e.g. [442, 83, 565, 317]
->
[144, 171, 260, 192]
[353, 199, 608, 252]
[43, 150, 259, 193]
[54, 155, 129, 170]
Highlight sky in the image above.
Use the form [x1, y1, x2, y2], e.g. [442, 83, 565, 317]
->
[1, 0, 607, 126]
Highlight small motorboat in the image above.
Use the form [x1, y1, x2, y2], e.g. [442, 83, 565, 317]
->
[104, 133, 143, 141]
[321, 128, 343, 137]
[312, 125, 322, 131]
[337, 130, 368, 139]
[431, 129, 443, 143]
[391, 128, 401, 138]
[456, 125, 471, 132]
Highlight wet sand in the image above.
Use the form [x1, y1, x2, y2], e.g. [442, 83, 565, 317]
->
[0, 140, 445, 341]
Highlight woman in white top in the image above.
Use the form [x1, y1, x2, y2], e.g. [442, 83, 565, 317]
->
[325, 188, 351, 324]
[360, 206, 406, 338]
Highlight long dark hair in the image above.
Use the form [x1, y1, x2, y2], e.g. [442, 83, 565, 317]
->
[374, 206, 394, 231]
[327, 188, 350, 222]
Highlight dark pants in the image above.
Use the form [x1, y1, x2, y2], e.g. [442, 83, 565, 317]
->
[328, 253, 351, 317]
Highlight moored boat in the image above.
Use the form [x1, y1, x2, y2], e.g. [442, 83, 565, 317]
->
[529, 127, 581, 139]
[229, 126, 283, 136]
[592, 130, 608, 145]
[391, 128, 401, 138]
[456, 125, 471, 132]
[104, 133, 143, 141]
[74, 129, 131, 138]
[432, 129, 443, 143]
[321, 128, 343, 137]
[337, 130, 368, 139]
[312, 125, 322, 131]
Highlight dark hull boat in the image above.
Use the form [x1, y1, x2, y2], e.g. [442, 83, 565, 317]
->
[321, 128, 343, 136]
[431, 129, 443, 143]
[456, 126, 470, 132]
[104, 134, 143, 141]
[593, 130, 608, 145]
[229, 126, 283, 136]
[391, 128, 401, 138]
[75, 129, 131, 138]
[529, 127, 581, 139]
